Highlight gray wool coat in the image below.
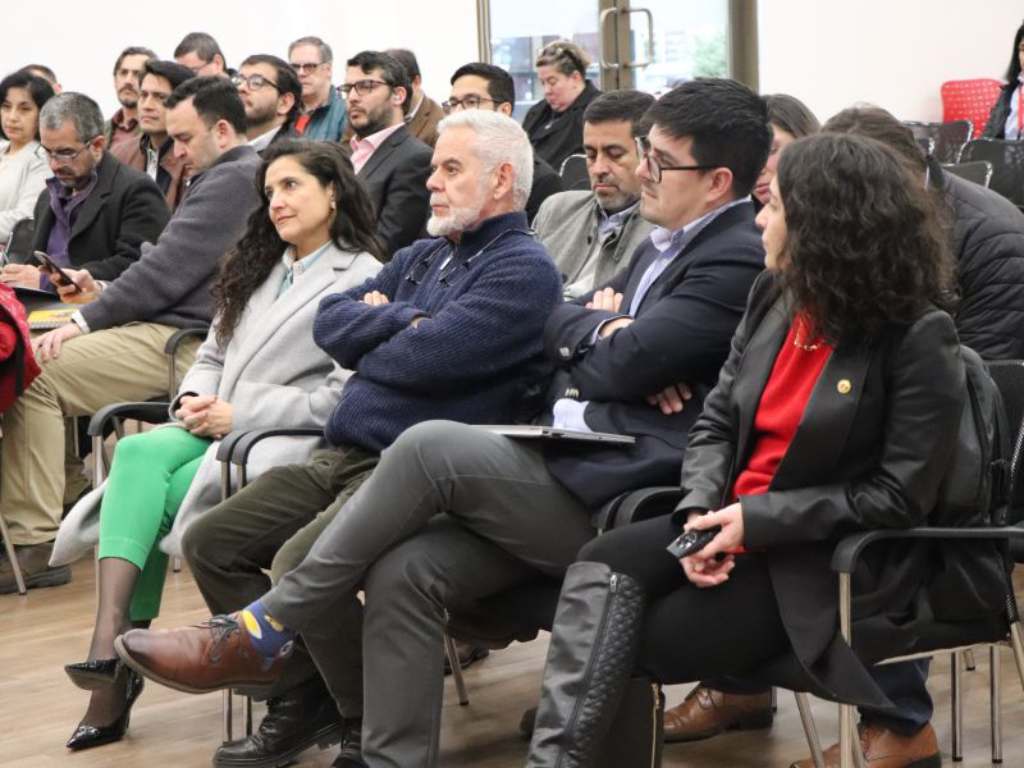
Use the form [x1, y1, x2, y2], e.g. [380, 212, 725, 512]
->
[52, 242, 382, 565]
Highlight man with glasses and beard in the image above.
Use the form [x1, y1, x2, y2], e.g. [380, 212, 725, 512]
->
[106, 46, 157, 152]
[232, 55, 302, 153]
[344, 50, 431, 257]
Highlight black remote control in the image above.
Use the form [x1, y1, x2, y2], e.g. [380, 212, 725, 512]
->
[666, 526, 721, 558]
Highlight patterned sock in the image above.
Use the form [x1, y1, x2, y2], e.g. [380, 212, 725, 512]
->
[238, 600, 295, 660]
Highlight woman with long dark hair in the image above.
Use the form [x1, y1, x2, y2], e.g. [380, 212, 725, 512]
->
[0, 70, 53, 241]
[524, 133, 986, 767]
[55, 139, 383, 751]
[752, 93, 819, 206]
[983, 21, 1024, 139]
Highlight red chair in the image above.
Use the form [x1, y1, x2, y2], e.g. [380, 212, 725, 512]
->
[941, 79, 1004, 137]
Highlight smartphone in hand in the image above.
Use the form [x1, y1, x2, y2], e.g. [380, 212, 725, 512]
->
[33, 250, 81, 293]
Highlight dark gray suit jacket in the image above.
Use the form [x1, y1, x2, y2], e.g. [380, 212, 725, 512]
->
[357, 124, 432, 258]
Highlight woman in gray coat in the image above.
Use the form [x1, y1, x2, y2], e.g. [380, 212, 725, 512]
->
[58, 140, 384, 751]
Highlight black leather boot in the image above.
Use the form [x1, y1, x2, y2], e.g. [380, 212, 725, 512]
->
[526, 561, 647, 768]
[213, 676, 344, 768]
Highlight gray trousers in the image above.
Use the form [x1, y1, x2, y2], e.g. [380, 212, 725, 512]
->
[262, 420, 597, 768]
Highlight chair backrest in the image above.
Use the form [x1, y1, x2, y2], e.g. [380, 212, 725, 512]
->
[957, 139, 1024, 207]
[3, 217, 35, 265]
[942, 160, 994, 188]
[558, 153, 590, 191]
[904, 120, 974, 164]
[987, 360, 1024, 526]
[941, 79, 1004, 138]
[915, 135, 935, 157]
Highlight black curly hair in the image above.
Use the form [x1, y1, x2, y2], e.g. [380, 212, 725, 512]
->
[213, 139, 385, 346]
[775, 133, 956, 344]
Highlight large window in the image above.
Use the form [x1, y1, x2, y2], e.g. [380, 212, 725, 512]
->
[479, 0, 755, 116]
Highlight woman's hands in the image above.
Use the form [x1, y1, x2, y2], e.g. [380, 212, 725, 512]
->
[679, 502, 745, 588]
[176, 395, 233, 438]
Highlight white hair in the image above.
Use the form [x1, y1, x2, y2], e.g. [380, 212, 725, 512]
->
[436, 109, 534, 210]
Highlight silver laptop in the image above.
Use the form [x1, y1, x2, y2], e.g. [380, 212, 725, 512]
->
[481, 425, 635, 445]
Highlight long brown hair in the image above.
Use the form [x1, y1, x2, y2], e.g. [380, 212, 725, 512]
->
[212, 139, 385, 346]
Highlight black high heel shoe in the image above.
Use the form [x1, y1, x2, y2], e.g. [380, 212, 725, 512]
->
[66, 667, 144, 751]
[65, 658, 119, 691]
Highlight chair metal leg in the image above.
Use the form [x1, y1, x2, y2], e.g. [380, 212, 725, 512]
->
[794, 692, 825, 768]
[850, 706, 866, 768]
[964, 648, 977, 671]
[0, 509, 26, 595]
[838, 573, 856, 768]
[951, 651, 964, 761]
[443, 631, 469, 706]
[1009, 621, 1024, 692]
[172, 556, 182, 573]
[223, 689, 234, 743]
[244, 695, 253, 736]
[92, 434, 107, 485]
[991, 645, 1003, 764]
[770, 686, 778, 713]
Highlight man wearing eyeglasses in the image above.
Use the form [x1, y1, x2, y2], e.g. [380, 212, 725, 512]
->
[233, 54, 302, 153]
[343, 50, 431, 257]
[111, 59, 194, 211]
[288, 36, 346, 142]
[446, 62, 562, 221]
[0, 79, 261, 595]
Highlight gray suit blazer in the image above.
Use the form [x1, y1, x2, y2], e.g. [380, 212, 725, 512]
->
[357, 124, 432, 258]
[52, 243, 382, 564]
[533, 190, 654, 298]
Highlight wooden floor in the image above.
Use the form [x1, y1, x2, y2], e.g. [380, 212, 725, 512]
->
[3, 561, 1024, 767]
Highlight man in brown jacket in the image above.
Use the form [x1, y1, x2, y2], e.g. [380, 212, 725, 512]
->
[386, 49, 444, 147]
[111, 60, 193, 212]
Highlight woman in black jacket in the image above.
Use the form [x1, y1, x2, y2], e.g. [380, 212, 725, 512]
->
[524, 133, 984, 767]
[521, 40, 600, 172]
[983, 21, 1024, 139]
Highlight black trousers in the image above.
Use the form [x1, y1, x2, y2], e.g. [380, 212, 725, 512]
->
[578, 514, 791, 685]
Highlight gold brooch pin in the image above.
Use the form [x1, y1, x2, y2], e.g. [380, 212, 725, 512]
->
[837, 379, 852, 395]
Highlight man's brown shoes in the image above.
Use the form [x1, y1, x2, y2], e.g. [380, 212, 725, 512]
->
[114, 613, 290, 694]
[663, 685, 774, 742]
[789, 722, 941, 768]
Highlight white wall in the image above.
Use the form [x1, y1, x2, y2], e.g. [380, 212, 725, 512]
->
[758, 0, 1021, 124]
[0, 1, 479, 118]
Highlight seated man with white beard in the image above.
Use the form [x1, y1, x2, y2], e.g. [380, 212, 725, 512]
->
[119, 110, 562, 768]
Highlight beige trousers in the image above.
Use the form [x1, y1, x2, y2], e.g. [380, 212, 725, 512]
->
[0, 323, 199, 545]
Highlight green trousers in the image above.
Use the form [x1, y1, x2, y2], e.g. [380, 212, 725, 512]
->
[97, 426, 210, 620]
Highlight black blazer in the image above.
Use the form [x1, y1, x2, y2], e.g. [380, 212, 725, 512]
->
[526, 156, 563, 223]
[982, 82, 1015, 139]
[522, 80, 601, 171]
[543, 200, 764, 508]
[676, 272, 1007, 706]
[31, 152, 169, 281]
[356, 124, 432, 258]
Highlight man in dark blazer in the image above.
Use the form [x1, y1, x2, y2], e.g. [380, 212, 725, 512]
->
[111, 78, 772, 768]
[344, 50, 431, 258]
[0, 92, 167, 293]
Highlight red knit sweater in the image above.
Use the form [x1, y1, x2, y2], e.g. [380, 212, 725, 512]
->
[732, 314, 833, 500]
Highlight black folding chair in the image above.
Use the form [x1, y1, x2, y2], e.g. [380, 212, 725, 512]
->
[957, 139, 1024, 208]
[905, 120, 973, 164]
[943, 160, 994, 188]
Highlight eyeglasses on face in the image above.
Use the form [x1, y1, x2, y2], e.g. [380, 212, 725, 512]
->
[231, 73, 280, 92]
[36, 137, 99, 164]
[441, 95, 499, 114]
[290, 62, 323, 75]
[635, 136, 718, 184]
[340, 79, 390, 98]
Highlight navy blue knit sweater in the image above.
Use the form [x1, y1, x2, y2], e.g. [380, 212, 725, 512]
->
[314, 211, 562, 452]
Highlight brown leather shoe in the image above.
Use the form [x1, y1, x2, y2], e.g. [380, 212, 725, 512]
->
[789, 722, 941, 768]
[114, 614, 290, 694]
[663, 684, 773, 742]
[0, 541, 71, 594]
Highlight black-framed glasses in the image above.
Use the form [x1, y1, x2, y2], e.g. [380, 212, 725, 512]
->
[340, 79, 389, 98]
[290, 62, 323, 75]
[635, 136, 718, 184]
[441, 95, 499, 114]
[36, 137, 100, 165]
[231, 73, 280, 92]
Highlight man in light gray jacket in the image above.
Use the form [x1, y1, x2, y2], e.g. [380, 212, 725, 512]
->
[0, 77, 261, 593]
[533, 89, 656, 299]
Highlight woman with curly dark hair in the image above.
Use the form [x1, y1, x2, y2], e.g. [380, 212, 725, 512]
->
[524, 133, 974, 768]
[56, 139, 383, 752]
